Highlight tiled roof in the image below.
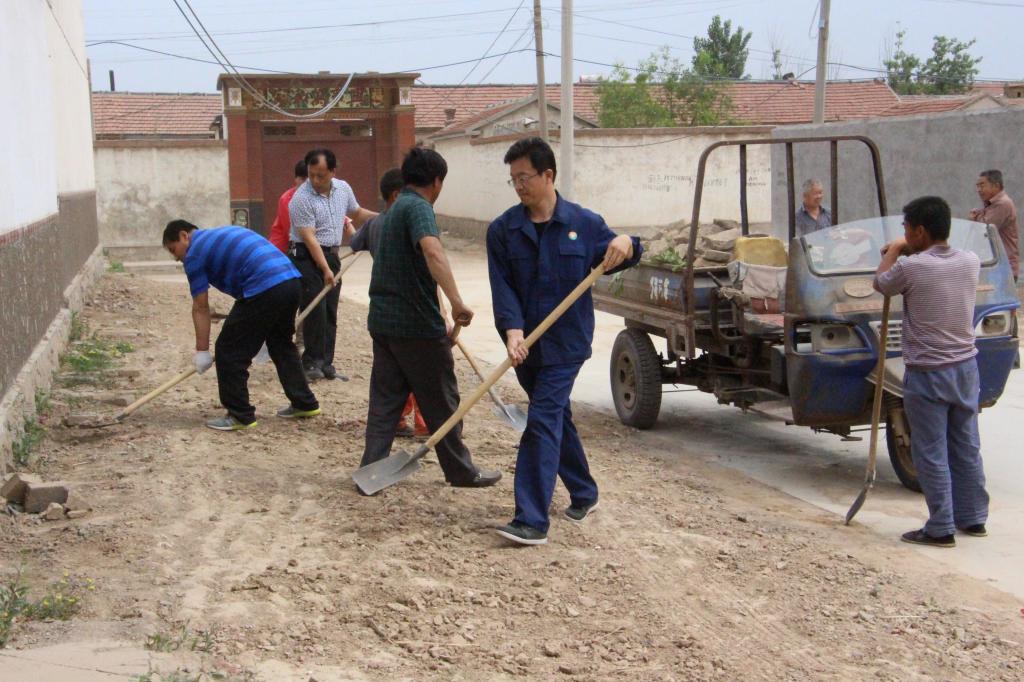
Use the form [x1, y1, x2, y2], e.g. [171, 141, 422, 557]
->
[719, 80, 899, 124]
[878, 95, 978, 117]
[431, 99, 527, 138]
[92, 92, 222, 138]
[413, 80, 900, 131]
[412, 84, 600, 131]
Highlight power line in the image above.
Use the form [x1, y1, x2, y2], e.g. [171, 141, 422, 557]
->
[86, 6, 528, 44]
[46, 0, 89, 80]
[88, 40, 296, 73]
[172, 0, 354, 119]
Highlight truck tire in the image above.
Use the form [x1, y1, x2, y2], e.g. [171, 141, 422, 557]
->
[886, 405, 921, 493]
[610, 329, 662, 429]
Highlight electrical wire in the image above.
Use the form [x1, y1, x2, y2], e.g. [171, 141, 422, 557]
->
[46, 0, 89, 80]
[171, 0, 353, 119]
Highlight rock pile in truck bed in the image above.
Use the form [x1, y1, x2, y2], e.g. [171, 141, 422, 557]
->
[640, 219, 743, 269]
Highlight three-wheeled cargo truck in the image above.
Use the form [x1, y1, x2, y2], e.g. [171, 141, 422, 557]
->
[593, 136, 1020, 491]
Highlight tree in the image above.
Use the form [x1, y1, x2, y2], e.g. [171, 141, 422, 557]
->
[692, 15, 752, 79]
[596, 48, 733, 128]
[884, 31, 981, 95]
[884, 30, 922, 95]
[920, 36, 982, 94]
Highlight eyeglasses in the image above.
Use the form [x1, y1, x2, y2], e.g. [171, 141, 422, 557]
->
[507, 172, 541, 187]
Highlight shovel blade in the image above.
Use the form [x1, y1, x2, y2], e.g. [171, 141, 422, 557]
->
[844, 472, 876, 525]
[352, 448, 423, 495]
[493, 403, 528, 432]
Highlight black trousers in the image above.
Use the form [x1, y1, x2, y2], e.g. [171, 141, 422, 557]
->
[215, 278, 319, 424]
[294, 247, 341, 371]
[361, 334, 478, 484]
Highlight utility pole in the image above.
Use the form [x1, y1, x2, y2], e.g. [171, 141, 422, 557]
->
[534, 0, 548, 141]
[560, 0, 574, 199]
[813, 0, 830, 124]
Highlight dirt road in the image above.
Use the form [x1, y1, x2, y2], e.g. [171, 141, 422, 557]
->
[1, 271, 1022, 681]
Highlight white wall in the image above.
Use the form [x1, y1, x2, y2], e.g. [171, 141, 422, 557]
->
[46, 0, 95, 194]
[95, 142, 229, 247]
[0, 1, 58, 234]
[433, 127, 774, 230]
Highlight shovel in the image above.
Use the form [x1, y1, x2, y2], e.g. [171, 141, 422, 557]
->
[455, 338, 527, 432]
[64, 364, 202, 428]
[845, 295, 891, 525]
[254, 250, 363, 363]
[353, 264, 607, 495]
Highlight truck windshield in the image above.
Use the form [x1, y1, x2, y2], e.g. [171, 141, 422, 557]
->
[801, 216, 997, 275]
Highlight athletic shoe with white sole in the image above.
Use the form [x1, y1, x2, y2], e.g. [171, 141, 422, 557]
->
[276, 405, 322, 418]
[565, 499, 599, 522]
[495, 521, 547, 546]
[206, 416, 257, 431]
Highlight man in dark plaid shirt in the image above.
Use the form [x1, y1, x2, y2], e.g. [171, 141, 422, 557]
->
[360, 147, 501, 490]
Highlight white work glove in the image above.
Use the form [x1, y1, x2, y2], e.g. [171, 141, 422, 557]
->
[194, 350, 214, 374]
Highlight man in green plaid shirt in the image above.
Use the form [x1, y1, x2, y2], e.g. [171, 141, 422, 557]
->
[361, 147, 501, 490]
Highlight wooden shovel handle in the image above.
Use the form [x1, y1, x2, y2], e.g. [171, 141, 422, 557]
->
[865, 296, 891, 479]
[455, 338, 486, 381]
[423, 264, 606, 449]
[117, 365, 199, 419]
[294, 250, 363, 330]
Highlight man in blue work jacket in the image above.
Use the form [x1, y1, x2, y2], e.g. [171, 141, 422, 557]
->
[486, 137, 643, 545]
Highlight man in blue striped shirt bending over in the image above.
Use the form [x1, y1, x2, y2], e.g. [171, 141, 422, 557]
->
[163, 220, 320, 431]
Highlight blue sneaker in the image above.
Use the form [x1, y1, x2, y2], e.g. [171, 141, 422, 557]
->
[206, 416, 257, 431]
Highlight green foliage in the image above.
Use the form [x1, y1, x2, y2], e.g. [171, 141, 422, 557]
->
[69, 312, 86, 342]
[34, 389, 52, 414]
[884, 31, 981, 95]
[12, 418, 45, 467]
[597, 48, 733, 128]
[145, 622, 215, 653]
[60, 336, 133, 375]
[692, 15, 751, 79]
[648, 246, 688, 272]
[0, 569, 86, 647]
[107, 260, 126, 273]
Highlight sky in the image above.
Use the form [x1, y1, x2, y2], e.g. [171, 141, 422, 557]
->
[83, 0, 1024, 93]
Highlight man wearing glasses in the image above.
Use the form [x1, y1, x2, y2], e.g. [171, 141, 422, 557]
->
[486, 137, 643, 545]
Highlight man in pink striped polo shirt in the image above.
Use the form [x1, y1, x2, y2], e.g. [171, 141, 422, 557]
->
[874, 196, 988, 548]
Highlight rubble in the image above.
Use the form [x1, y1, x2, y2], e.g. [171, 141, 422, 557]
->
[24, 481, 70, 513]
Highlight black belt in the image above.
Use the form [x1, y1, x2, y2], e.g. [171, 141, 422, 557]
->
[290, 242, 340, 255]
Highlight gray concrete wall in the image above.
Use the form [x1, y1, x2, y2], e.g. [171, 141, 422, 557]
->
[770, 108, 1024, 245]
[95, 139, 229, 258]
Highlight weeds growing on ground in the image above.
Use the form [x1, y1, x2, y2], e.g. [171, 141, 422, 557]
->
[58, 334, 134, 386]
[34, 389, 52, 414]
[69, 311, 86, 342]
[108, 259, 126, 273]
[133, 668, 246, 682]
[11, 418, 45, 467]
[145, 622, 215, 653]
[0, 569, 85, 647]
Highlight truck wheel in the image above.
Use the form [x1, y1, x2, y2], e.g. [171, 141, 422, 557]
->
[610, 329, 662, 429]
[886, 406, 921, 492]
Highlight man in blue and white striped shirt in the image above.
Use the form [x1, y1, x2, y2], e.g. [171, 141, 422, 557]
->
[163, 220, 320, 431]
[288, 147, 377, 381]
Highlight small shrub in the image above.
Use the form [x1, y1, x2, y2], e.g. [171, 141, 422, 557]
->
[69, 312, 86, 342]
[108, 260, 126, 273]
[145, 622, 215, 653]
[12, 418, 45, 467]
[0, 570, 86, 647]
[34, 389, 52, 414]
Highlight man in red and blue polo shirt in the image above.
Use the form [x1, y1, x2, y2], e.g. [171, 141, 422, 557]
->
[163, 220, 320, 431]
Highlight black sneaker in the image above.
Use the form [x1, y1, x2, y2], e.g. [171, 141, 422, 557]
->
[960, 524, 987, 537]
[322, 365, 349, 382]
[304, 366, 325, 381]
[565, 499, 599, 522]
[495, 521, 547, 546]
[901, 528, 955, 548]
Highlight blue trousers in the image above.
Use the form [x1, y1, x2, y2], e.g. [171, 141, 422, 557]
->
[903, 359, 989, 537]
[512, 362, 598, 533]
